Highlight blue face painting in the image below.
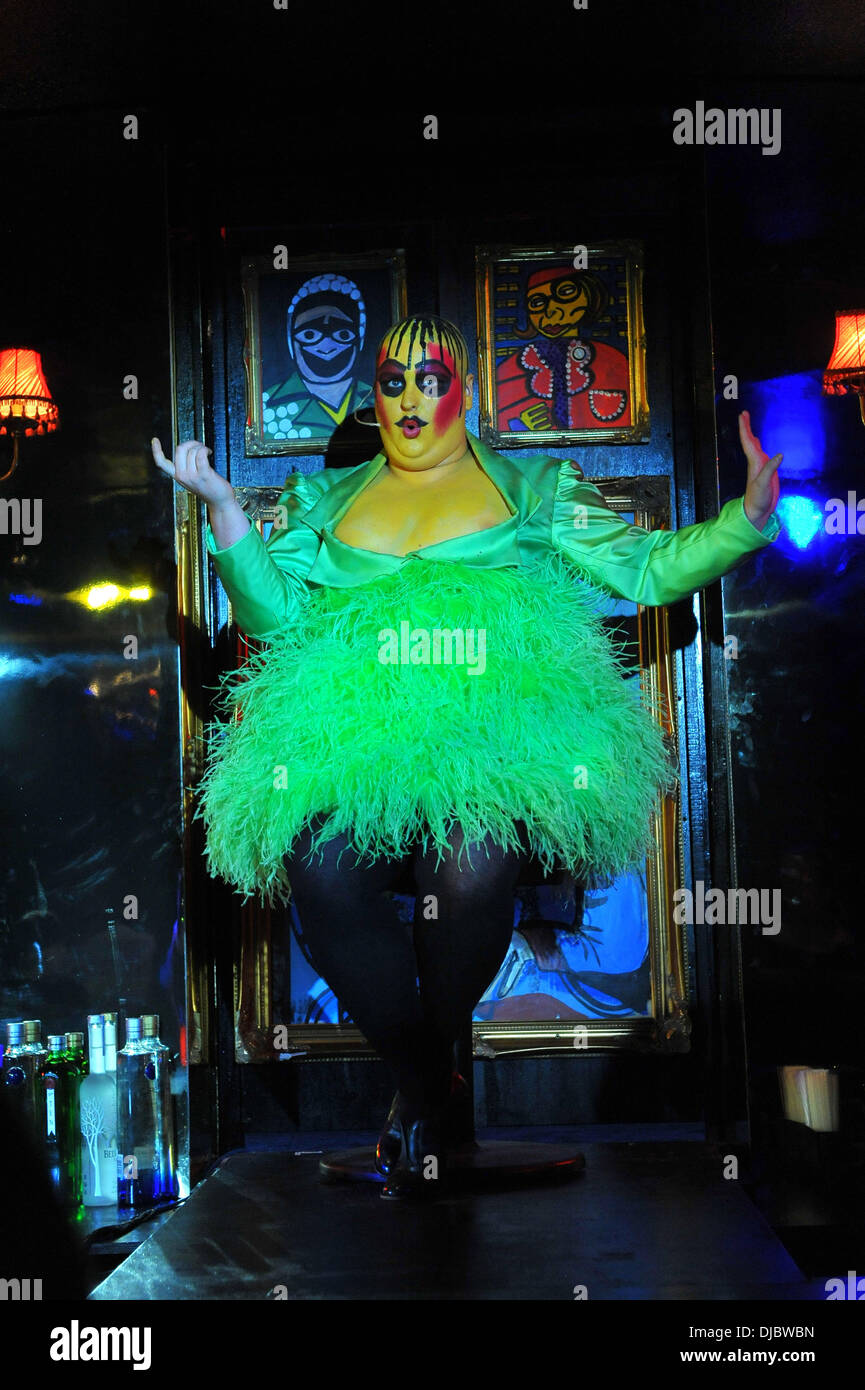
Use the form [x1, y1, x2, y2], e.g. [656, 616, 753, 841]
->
[286, 275, 367, 391]
[291, 302, 359, 383]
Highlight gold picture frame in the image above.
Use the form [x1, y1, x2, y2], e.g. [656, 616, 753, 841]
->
[242, 248, 407, 457]
[475, 240, 650, 449]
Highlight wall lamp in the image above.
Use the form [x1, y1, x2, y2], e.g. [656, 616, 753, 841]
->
[822, 310, 865, 427]
[0, 347, 60, 483]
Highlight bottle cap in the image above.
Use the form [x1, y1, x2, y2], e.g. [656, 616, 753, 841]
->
[141, 1015, 160, 1037]
[47, 1034, 66, 1051]
[6, 1021, 24, 1046]
[22, 1020, 42, 1044]
[87, 1016, 105, 1074]
[103, 1014, 117, 1071]
[125, 1017, 142, 1042]
[65, 1032, 84, 1050]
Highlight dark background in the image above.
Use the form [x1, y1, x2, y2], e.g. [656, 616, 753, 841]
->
[1, 0, 863, 1267]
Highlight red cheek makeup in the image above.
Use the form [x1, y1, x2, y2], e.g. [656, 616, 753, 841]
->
[424, 343, 462, 438]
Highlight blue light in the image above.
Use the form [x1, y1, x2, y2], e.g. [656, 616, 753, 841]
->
[747, 372, 826, 479]
[776, 494, 823, 549]
[0, 655, 34, 680]
[8, 592, 42, 606]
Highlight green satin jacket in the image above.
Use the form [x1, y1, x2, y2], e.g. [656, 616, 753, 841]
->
[205, 432, 781, 640]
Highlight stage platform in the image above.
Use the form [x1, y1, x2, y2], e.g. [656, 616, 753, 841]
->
[89, 1128, 829, 1301]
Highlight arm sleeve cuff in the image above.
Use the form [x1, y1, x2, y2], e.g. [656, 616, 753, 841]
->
[735, 494, 782, 543]
[205, 518, 255, 558]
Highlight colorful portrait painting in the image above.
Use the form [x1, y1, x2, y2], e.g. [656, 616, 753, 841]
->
[476, 242, 649, 448]
[242, 250, 407, 456]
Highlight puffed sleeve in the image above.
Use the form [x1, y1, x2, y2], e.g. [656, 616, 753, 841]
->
[204, 471, 324, 638]
[551, 459, 782, 607]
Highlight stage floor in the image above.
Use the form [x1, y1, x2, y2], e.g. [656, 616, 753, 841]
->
[90, 1131, 829, 1301]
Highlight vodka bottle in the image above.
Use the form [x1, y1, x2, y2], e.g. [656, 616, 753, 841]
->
[102, 1013, 118, 1076]
[117, 1016, 178, 1207]
[3, 1020, 48, 1139]
[141, 1014, 179, 1203]
[116, 1017, 147, 1208]
[80, 1014, 118, 1207]
[41, 1034, 83, 1212]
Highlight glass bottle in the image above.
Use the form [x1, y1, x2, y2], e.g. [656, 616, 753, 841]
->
[40, 1034, 83, 1213]
[116, 1017, 146, 1208]
[2, 1021, 29, 1120]
[2, 1021, 24, 1077]
[117, 1016, 178, 1207]
[3, 1020, 48, 1140]
[141, 1014, 179, 1203]
[65, 1030, 87, 1214]
[43, 1036, 64, 1192]
[80, 1014, 118, 1207]
[65, 1031, 87, 1076]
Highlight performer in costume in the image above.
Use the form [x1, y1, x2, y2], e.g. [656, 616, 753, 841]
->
[152, 315, 782, 1198]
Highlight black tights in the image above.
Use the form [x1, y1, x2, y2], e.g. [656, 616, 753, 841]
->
[284, 816, 528, 1115]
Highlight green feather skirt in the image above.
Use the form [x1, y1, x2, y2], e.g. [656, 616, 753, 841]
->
[194, 556, 677, 906]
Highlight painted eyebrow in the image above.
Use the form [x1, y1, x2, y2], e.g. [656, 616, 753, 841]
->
[294, 305, 353, 328]
[376, 356, 454, 373]
[415, 358, 454, 373]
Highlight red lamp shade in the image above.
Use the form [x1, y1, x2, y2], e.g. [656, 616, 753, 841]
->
[0, 347, 60, 436]
[822, 311, 865, 396]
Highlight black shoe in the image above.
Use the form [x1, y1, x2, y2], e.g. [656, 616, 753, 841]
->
[375, 1091, 406, 1177]
[379, 1104, 449, 1200]
[407, 1108, 447, 1185]
[377, 1071, 472, 1182]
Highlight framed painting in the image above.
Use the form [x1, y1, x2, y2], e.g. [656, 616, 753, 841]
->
[217, 477, 688, 1062]
[242, 249, 407, 457]
[475, 240, 650, 449]
[470, 475, 685, 1054]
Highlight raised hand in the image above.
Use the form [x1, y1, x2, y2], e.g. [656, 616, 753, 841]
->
[738, 411, 782, 530]
[151, 438, 236, 509]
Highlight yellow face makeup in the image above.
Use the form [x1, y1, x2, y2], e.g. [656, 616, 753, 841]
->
[374, 318, 473, 471]
[525, 277, 590, 338]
